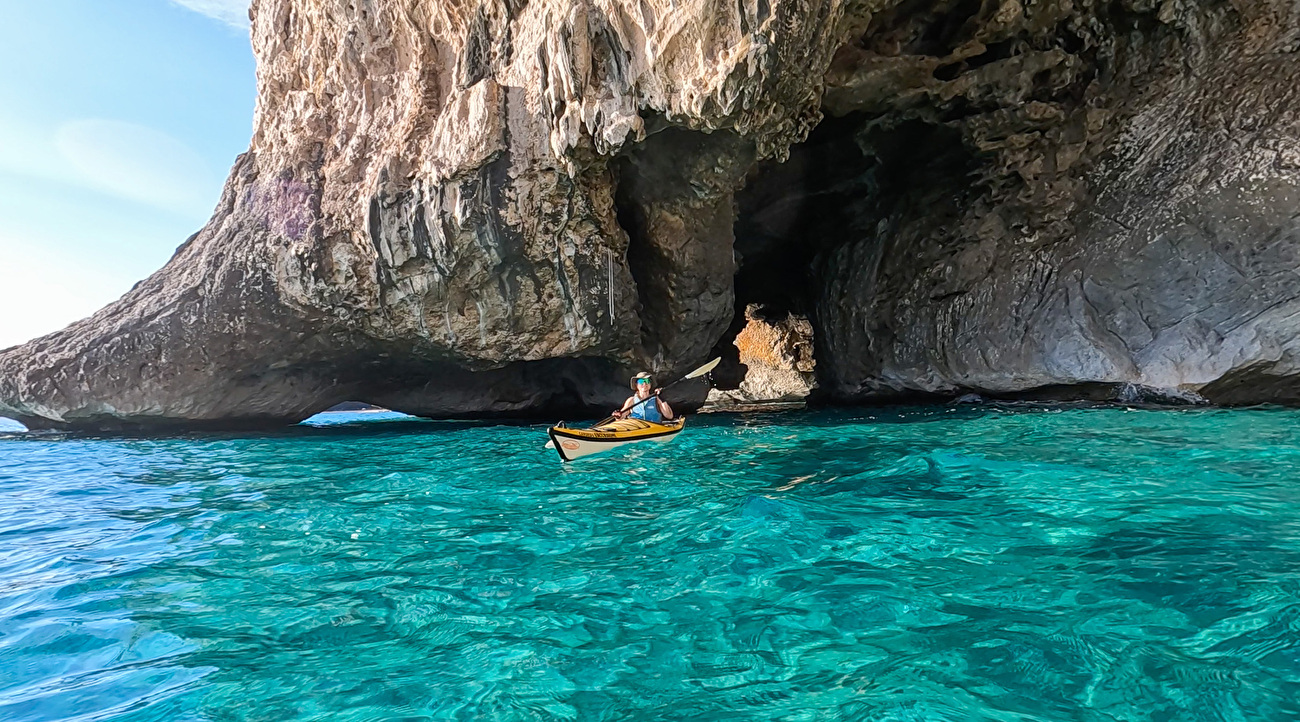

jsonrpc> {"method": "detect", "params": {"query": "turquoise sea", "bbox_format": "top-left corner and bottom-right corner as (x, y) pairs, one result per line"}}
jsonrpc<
(2, 406), (1299, 720)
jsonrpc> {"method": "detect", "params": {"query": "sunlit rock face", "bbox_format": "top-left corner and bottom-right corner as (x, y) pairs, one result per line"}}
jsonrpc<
(707, 305), (816, 407)
(0, 0), (843, 429)
(1, 0), (1299, 429)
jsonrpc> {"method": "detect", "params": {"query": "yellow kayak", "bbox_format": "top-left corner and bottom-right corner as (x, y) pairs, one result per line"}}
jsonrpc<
(546, 417), (685, 462)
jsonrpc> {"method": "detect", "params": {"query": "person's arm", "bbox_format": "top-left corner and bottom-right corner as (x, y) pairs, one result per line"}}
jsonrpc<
(613, 396), (636, 419)
(656, 393), (674, 420)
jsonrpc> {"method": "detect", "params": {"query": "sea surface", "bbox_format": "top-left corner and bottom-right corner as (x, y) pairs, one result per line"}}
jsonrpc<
(2, 406), (1299, 720)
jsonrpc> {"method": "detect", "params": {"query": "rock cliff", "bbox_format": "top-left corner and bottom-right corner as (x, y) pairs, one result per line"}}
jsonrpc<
(810, 0), (1300, 404)
(1, 0), (1299, 429)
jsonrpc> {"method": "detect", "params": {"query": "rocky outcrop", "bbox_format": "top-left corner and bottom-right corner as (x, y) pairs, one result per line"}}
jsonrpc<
(2, 0), (1300, 429)
(707, 304), (816, 406)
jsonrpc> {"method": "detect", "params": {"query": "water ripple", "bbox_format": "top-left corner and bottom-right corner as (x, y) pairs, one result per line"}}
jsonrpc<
(2, 408), (1300, 719)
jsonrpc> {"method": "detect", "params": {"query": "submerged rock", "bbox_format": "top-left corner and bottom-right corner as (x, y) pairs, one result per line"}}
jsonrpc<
(1, 0), (1299, 429)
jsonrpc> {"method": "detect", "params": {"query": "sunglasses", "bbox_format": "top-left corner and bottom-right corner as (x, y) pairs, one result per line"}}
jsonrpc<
(636, 379), (651, 385)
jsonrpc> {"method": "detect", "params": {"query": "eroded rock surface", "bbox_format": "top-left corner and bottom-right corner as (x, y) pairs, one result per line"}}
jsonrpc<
(708, 304), (816, 406)
(2, 0), (1299, 429)
(808, 0), (1300, 404)
(0, 0), (841, 429)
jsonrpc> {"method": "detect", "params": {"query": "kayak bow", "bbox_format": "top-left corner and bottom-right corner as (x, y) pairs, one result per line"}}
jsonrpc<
(546, 417), (685, 462)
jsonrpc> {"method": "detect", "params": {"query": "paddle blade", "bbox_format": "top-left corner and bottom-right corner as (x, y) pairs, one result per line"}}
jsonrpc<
(683, 357), (721, 380)
(544, 440), (555, 450)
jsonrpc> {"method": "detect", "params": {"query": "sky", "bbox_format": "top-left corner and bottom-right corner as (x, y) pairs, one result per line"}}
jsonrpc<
(0, 0), (255, 349)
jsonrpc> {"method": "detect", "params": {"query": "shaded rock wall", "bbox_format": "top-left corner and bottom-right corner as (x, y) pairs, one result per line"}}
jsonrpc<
(2, 0), (1299, 429)
(809, 0), (1300, 403)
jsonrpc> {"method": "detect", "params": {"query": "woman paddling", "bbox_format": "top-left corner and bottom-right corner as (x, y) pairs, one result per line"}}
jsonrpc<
(547, 360), (717, 461)
(613, 372), (674, 421)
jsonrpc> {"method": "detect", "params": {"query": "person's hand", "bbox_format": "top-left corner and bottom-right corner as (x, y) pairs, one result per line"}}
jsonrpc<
(653, 388), (663, 396)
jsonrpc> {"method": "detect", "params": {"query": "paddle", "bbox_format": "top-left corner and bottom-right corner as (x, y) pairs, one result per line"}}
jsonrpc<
(664, 356), (723, 389)
(544, 357), (721, 448)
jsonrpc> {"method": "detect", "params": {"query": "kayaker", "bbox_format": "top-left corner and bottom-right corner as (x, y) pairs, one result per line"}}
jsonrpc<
(613, 372), (674, 421)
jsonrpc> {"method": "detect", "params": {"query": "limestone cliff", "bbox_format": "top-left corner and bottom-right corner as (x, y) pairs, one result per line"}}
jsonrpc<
(1, 0), (1299, 429)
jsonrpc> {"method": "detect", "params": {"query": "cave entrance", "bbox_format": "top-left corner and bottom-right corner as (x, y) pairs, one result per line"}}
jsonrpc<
(607, 109), (978, 409)
(733, 113), (875, 321)
(301, 402), (418, 426)
(713, 113), (976, 406)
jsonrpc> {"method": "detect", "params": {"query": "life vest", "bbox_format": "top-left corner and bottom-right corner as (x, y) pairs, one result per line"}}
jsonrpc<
(629, 396), (663, 422)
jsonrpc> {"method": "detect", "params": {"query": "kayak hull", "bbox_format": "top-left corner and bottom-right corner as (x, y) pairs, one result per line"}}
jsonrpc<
(547, 418), (685, 461)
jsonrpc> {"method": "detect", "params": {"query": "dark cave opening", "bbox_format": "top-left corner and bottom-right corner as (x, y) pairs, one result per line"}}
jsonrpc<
(719, 113), (981, 400)
(732, 113), (879, 319)
(606, 106), (984, 405)
(702, 113), (880, 395)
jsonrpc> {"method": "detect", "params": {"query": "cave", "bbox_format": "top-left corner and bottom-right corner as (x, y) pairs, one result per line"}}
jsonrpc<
(605, 105), (983, 408)
(702, 111), (979, 404)
(327, 356), (633, 422)
(610, 121), (755, 381)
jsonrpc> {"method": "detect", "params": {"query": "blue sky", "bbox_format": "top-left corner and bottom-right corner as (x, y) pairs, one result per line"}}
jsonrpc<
(0, 0), (254, 349)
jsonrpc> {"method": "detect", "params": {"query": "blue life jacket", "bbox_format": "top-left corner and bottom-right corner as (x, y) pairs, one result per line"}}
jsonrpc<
(629, 396), (663, 422)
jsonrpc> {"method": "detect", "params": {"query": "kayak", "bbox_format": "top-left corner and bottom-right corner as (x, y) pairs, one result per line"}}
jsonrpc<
(546, 417), (685, 462)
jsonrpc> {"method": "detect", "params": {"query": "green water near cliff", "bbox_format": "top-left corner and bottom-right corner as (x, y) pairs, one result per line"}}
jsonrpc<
(2, 406), (1299, 720)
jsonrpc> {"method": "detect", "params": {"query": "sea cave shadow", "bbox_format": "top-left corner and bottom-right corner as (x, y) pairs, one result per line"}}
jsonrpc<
(704, 409), (1004, 506)
(691, 403), (1000, 430)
